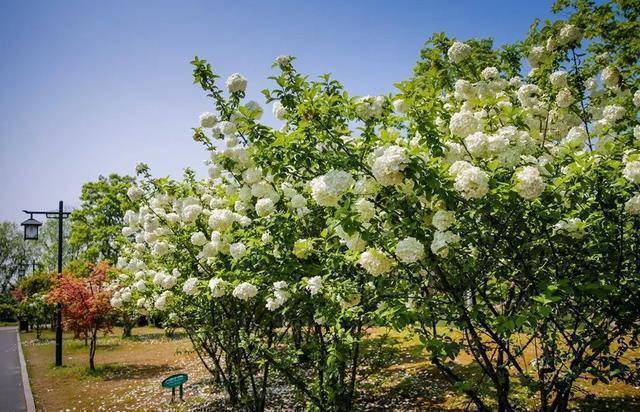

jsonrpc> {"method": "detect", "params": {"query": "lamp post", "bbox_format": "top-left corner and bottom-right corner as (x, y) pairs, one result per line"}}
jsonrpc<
(18, 261), (38, 276)
(21, 201), (70, 367)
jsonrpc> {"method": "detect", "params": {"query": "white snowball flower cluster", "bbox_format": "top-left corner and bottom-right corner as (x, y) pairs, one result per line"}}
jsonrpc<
(274, 55), (292, 66)
(110, 287), (130, 307)
(465, 132), (489, 157)
(562, 126), (587, 148)
(355, 95), (385, 119)
(214, 121), (237, 137)
(514, 166), (544, 200)
(516, 84), (540, 107)
(354, 176), (381, 198)
(395, 237), (425, 263)
(152, 241), (170, 257)
(309, 170), (355, 207)
(527, 46), (545, 68)
(447, 41), (471, 64)
(450, 161), (489, 200)
(199, 112), (217, 128)
(229, 242), (247, 260)
(208, 209), (236, 231)
(549, 71), (568, 88)
(190, 231), (207, 246)
(242, 167), (262, 185)
(208, 278), (227, 297)
(134, 279), (146, 292)
(153, 271), (177, 289)
(182, 204), (203, 223)
(354, 198), (376, 222)
(625, 194), (640, 215)
(182, 277), (199, 295)
(272, 101), (286, 120)
(226, 73), (247, 93)
(392, 99), (409, 113)
(432, 210), (456, 231)
(290, 193), (307, 209)
(449, 111), (479, 138)
(122, 226), (136, 237)
(555, 89), (574, 108)
(266, 281), (288, 311)
(487, 133), (510, 156)
(553, 218), (585, 239)
(251, 180), (279, 201)
(306, 276), (323, 296)
(371, 145), (409, 186)
(453, 79), (475, 101)
(623, 160), (640, 184)
(634, 90), (640, 107)
(601, 67), (619, 89)
(154, 291), (173, 311)
(202, 231), (227, 258)
(558, 24), (582, 46)
(127, 185), (144, 201)
(602, 105), (625, 123)
(481, 67), (500, 81)
(358, 249), (393, 276)
(430, 231), (461, 258)
(232, 282), (258, 301)
(255, 197), (275, 217)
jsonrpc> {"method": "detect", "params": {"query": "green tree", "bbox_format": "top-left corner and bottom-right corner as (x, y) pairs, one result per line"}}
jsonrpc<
(70, 174), (137, 337)
(36, 219), (77, 273)
(0, 222), (38, 293)
(70, 174), (135, 264)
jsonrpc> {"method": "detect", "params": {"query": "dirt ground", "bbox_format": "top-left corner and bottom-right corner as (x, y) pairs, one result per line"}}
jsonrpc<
(20, 327), (640, 411)
(21, 327), (214, 411)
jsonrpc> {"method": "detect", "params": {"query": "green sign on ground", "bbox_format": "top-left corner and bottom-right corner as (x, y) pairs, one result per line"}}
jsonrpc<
(161, 373), (188, 402)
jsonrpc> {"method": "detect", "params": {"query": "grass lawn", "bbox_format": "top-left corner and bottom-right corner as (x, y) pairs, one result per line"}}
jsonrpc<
(20, 327), (640, 411)
(20, 326), (213, 411)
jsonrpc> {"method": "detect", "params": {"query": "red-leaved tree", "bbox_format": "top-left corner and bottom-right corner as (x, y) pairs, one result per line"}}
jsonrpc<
(48, 262), (113, 370)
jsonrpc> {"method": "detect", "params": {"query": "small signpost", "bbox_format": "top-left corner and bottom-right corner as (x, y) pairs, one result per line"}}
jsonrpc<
(161, 373), (188, 402)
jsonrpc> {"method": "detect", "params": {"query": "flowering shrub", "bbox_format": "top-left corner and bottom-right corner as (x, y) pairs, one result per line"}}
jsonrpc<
(48, 262), (114, 370)
(111, 1), (640, 410)
(13, 292), (52, 339)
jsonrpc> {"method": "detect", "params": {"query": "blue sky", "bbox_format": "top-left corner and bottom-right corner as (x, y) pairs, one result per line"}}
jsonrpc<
(0, 0), (557, 223)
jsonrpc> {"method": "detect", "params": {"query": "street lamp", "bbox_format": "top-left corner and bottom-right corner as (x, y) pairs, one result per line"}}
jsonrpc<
(18, 260), (38, 276)
(20, 215), (43, 240)
(22, 201), (70, 367)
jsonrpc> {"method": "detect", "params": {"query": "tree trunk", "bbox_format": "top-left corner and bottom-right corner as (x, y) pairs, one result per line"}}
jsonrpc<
(89, 326), (98, 371)
(548, 383), (573, 412)
(122, 314), (133, 338)
(496, 351), (513, 412)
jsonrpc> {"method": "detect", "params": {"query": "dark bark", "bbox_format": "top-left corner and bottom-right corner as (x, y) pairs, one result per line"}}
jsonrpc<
(89, 325), (98, 371)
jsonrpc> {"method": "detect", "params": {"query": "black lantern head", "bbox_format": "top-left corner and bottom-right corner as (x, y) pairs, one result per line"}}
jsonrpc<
(21, 216), (42, 240)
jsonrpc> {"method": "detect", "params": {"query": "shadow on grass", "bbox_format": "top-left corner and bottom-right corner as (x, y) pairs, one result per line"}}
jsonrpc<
(358, 333), (493, 411)
(573, 395), (640, 411)
(126, 331), (188, 342)
(85, 363), (178, 381)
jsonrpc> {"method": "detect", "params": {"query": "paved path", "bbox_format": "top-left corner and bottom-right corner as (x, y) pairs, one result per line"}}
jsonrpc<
(0, 327), (29, 412)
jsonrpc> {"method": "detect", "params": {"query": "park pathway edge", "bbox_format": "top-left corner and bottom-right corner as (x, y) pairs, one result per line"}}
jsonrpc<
(16, 330), (36, 412)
